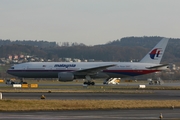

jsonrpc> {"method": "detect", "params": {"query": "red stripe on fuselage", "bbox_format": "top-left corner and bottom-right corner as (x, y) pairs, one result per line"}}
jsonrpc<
(103, 70), (160, 76)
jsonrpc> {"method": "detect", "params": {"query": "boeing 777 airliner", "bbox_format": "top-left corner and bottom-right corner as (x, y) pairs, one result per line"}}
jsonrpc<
(7, 38), (169, 85)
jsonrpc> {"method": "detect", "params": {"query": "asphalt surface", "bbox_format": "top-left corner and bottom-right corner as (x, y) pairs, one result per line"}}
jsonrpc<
(1, 109), (180, 120)
(1, 90), (180, 100)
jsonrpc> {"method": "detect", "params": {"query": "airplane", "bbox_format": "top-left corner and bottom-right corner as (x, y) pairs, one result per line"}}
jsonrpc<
(7, 38), (169, 85)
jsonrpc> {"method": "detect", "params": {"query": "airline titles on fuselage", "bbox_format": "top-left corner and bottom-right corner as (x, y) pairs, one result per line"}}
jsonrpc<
(119, 65), (130, 68)
(54, 64), (76, 68)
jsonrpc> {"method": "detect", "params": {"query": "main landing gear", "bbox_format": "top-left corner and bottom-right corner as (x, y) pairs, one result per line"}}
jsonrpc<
(83, 75), (95, 86)
(83, 81), (95, 85)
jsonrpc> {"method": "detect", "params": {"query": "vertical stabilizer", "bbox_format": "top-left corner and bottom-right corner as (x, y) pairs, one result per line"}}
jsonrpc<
(140, 38), (169, 64)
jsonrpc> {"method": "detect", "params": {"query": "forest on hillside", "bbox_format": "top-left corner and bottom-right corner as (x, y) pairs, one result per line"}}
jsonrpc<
(0, 36), (180, 65)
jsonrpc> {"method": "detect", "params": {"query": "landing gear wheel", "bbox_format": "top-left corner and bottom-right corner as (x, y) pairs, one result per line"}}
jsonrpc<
(87, 81), (91, 85)
(83, 81), (95, 86)
(91, 82), (95, 85)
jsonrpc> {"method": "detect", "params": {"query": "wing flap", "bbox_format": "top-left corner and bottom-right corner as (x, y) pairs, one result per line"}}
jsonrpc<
(146, 64), (169, 69)
(74, 64), (116, 75)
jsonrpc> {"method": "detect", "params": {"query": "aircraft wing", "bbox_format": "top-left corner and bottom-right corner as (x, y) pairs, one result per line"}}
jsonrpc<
(146, 64), (169, 69)
(74, 64), (116, 75)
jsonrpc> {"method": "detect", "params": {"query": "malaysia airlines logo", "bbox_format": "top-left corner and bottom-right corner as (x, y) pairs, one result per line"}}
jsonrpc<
(149, 48), (163, 60)
(54, 64), (76, 68)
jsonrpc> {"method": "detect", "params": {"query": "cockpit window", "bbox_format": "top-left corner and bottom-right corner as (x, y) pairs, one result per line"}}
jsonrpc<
(11, 67), (14, 69)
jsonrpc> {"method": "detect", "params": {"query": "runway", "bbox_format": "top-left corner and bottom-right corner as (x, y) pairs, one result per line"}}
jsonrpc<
(1, 81), (180, 100)
(2, 90), (180, 100)
(1, 108), (180, 120)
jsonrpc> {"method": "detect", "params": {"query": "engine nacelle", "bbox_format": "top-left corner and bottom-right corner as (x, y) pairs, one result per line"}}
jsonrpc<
(58, 72), (74, 82)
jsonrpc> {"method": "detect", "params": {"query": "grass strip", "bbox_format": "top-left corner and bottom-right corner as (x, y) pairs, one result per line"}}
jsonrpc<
(0, 99), (179, 111)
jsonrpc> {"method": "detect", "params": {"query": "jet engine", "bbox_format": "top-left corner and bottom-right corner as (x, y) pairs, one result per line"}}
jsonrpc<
(58, 72), (74, 82)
